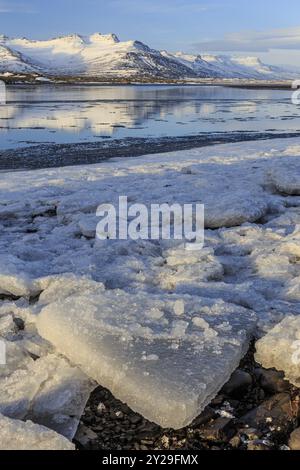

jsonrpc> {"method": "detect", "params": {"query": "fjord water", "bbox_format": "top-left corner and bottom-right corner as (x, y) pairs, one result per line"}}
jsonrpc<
(1, 84), (299, 150)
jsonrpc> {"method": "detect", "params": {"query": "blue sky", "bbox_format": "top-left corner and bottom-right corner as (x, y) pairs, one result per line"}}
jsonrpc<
(1, 0), (300, 66)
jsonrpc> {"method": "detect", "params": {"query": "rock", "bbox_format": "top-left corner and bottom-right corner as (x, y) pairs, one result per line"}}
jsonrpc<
(254, 368), (290, 394)
(161, 435), (170, 448)
(280, 445), (290, 451)
(130, 414), (142, 425)
(247, 440), (272, 451)
(240, 393), (298, 432)
(198, 417), (234, 442)
(239, 427), (262, 441)
(222, 369), (252, 398)
(74, 424), (98, 447)
(288, 428), (300, 450)
(13, 317), (25, 331)
(229, 435), (241, 448)
(191, 406), (216, 427)
(96, 402), (107, 414)
(211, 395), (225, 406)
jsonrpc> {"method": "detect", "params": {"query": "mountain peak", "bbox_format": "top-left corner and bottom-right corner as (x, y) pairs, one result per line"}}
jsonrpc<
(89, 33), (120, 44)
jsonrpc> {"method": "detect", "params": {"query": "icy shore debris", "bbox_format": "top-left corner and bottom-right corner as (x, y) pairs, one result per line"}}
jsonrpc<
(0, 138), (299, 438)
(0, 413), (75, 450)
(255, 316), (300, 388)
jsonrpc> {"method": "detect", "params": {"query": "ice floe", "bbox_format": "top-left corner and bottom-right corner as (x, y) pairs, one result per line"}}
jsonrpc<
(0, 137), (299, 439)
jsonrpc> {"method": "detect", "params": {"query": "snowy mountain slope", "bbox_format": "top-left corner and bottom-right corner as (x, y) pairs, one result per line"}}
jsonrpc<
(0, 33), (195, 79)
(0, 32), (295, 80)
(163, 51), (296, 80)
(0, 44), (41, 74)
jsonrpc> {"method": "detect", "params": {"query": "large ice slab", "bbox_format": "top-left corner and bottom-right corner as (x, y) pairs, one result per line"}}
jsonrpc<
(0, 413), (75, 450)
(37, 284), (256, 429)
(0, 254), (40, 298)
(255, 316), (300, 387)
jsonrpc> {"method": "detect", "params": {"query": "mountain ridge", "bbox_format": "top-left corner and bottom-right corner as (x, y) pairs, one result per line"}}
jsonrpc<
(0, 32), (296, 81)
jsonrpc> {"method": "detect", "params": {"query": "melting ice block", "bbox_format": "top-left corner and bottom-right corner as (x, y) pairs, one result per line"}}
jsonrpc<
(37, 286), (256, 429)
(255, 316), (300, 387)
(0, 413), (74, 450)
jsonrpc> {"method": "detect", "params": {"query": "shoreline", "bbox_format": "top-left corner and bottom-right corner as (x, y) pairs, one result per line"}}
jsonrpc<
(1, 77), (294, 89)
(1, 131), (300, 171)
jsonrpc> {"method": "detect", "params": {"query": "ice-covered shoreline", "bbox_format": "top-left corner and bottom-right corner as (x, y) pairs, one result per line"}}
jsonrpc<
(0, 137), (299, 447)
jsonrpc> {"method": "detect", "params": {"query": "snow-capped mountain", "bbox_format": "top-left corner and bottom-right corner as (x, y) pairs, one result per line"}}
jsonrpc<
(0, 33), (295, 81)
(0, 33), (195, 79)
(163, 51), (296, 80)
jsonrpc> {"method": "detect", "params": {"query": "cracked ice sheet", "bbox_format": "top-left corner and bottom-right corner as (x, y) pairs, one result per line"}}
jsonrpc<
(0, 413), (74, 450)
(0, 137), (299, 430)
(37, 281), (256, 429)
(0, 138), (299, 298)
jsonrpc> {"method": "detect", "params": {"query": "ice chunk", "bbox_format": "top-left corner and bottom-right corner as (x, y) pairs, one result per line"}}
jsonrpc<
(37, 287), (256, 429)
(0, 254), (40, 298)
(159, 246), (224, 290)
(283, 277), (300, 301)
(205, 192), (268, 228)
(28, 354), (95, 439)
(37, 274), (104, 305)
(0, 413), (74, 450)
(0, 342), (94, 438)
(78, 214), (98, 239)
(0, 313), (15, 336)
(255, 316), (300, 387)
(270, 165), (300, 195)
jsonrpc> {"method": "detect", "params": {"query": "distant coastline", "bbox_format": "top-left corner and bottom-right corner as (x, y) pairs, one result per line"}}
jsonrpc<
(0, 74), (294, 89)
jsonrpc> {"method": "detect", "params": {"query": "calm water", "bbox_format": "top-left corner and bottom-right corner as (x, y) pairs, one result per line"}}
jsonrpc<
(1, 84), (299, 150)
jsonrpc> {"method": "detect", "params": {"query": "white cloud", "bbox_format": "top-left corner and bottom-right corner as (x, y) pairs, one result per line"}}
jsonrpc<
(0, 1), (36, 14)
(194, 26), (300, 53)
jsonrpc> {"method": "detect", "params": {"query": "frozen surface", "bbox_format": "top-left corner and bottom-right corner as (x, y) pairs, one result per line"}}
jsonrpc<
(37, 284), (256, 429)
(0, 413), (75, 450)
(0, 137), (299, 434)
(255, 316), (300, 387)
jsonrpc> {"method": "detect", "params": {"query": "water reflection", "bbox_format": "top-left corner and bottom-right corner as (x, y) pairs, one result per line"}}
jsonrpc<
(0, 85), (299, 149)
